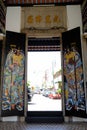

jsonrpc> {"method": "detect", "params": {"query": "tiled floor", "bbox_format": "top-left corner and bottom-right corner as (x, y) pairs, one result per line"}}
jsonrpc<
(0, 122), (87, 130)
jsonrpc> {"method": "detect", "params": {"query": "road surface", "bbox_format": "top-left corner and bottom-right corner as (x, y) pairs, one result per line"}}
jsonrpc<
(28, 94), (62, 111)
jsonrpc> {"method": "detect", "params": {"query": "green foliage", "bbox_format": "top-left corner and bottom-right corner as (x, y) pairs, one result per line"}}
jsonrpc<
(27, 81), (31, 88)
(56, 88), (61, 94)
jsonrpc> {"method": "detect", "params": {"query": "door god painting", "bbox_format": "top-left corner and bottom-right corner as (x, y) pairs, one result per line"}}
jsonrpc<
(64, 43), (85, 111)
(2, 31), (26, 116)
(62, 27), (86, 117)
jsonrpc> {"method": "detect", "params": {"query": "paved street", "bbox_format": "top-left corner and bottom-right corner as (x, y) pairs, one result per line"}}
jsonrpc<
(28, 94), (62, 111)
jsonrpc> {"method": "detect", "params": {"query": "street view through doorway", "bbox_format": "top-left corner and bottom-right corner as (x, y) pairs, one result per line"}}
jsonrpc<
(27, 51), (62, 111)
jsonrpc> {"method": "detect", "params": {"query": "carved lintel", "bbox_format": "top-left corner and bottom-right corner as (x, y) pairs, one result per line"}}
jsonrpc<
(21, 28), (66, 38)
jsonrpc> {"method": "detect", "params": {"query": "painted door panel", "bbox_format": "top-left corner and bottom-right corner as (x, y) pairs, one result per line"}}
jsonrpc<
(1, 31), (26, 116)
(62, 27), (86, 117)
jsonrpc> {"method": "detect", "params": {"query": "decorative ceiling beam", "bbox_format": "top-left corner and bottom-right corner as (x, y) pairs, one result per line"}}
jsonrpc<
(6, 0), (82, 6)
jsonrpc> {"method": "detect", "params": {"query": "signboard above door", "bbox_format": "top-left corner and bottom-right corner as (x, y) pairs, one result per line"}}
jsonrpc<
(23, 6), (67, 30)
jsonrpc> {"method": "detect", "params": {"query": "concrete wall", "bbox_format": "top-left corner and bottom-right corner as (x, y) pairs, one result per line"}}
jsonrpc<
(6, 7), (21, 32)
(66, 5), (82, 33)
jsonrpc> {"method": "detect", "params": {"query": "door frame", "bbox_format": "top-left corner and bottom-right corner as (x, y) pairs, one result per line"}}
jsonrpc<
(25, 36), (64, 123)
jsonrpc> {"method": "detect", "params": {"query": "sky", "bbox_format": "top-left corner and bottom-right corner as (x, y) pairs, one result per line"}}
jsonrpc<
(27, 51), (61, 88)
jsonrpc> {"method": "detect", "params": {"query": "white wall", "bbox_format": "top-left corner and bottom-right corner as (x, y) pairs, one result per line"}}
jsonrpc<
(6, 7), (21, 32)
(66, 5), (82, 34)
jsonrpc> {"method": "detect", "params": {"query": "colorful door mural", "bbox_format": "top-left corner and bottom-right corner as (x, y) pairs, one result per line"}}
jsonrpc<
(0, 40), (3, 117)
(62, 27), (86, 117)
(1, 31), (26, 116)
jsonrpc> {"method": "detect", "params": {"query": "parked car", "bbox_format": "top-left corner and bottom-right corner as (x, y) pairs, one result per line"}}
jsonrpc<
(27, 88), (33, 102)
(49, 92), (61, 99)
(42, 89), (51, 97)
